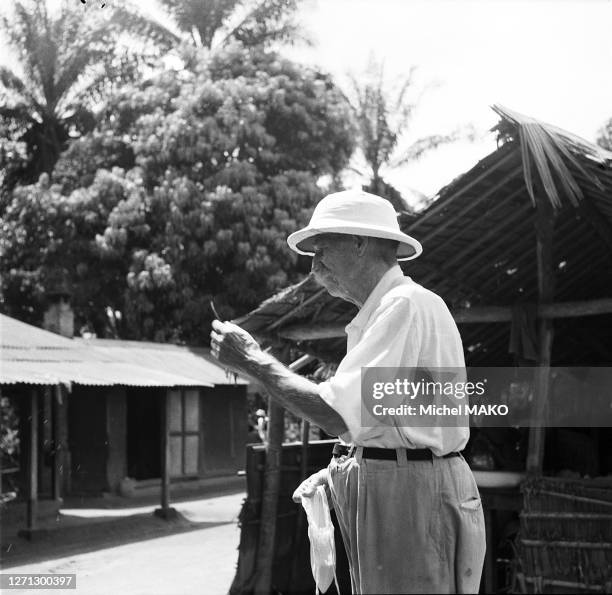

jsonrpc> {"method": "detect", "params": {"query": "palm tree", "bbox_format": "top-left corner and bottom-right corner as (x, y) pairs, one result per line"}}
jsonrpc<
(346, 58), (473, 210)
(154, 0), (303, 50)
(0, 0), (168, 186)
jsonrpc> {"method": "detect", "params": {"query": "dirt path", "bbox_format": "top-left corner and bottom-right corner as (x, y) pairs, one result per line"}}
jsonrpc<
(1, 493), (244, 595)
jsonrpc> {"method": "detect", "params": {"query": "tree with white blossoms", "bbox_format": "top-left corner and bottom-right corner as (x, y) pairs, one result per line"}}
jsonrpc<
(0, 46), (355, 342)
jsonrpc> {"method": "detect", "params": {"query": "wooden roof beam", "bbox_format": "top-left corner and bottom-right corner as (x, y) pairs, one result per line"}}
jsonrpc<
(265, 287), (328, 332)
(409, 146), (520, 231)
(527, 195), (556, 474)
(463, 324), (510, 363)
(419, 184), (526, 262)
(418, 201), (534, 286)
(578, 199), (612, 254)
(551, 253), (611, 300)
(410, 261), (487, 304)
(277, 298), (612, 340)
(517, 233), (609, 303)
(466, 327), (512, 366)
(476, 215), (581, 295)
(411, 165), (524, 246)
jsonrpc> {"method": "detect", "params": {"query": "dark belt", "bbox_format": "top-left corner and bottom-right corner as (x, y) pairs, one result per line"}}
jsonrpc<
(332, 443), (460, 461)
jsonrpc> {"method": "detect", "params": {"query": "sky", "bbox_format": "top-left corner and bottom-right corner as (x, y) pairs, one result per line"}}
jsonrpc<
(285, 0), (612, 199)
(2, 0), (612, 201)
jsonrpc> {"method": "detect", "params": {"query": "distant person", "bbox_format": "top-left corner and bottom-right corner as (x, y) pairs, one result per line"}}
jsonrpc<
(211, 190), (486, 593)
(255, 408), (268, 445)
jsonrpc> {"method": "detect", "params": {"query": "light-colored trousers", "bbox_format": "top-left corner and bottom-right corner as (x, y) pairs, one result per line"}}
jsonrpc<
(327, 448), (486, 594)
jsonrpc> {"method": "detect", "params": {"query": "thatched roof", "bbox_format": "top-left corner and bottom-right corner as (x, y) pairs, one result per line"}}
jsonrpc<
(237, 105), (612, 366)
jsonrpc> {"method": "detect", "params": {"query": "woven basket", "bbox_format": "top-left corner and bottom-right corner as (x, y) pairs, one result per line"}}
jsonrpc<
(520, 512), (612, 542)
(523, 478), (612, 514)
(516, 477), (612, 593)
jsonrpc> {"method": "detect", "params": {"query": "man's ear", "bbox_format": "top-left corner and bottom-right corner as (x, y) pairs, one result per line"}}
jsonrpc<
(353, 235), (369, 257)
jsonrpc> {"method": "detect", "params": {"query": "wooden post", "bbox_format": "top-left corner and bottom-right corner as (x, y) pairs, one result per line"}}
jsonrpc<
(62, 386), (71, 495)
(300, 420), (311, 481)
(52, 385), (63, 502)
(254, 396), (285, 595)
(24, 388), (39, 537)
(254, 353), (314, 595)
(527, 197), (556, 474)
(155, 389), (177, 520)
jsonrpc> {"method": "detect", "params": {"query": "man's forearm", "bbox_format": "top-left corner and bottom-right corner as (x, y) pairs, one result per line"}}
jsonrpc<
(241, 350), (348, 436)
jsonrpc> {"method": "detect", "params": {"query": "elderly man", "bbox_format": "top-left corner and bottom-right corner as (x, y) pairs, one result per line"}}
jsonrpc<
(210, 190), (486, 594)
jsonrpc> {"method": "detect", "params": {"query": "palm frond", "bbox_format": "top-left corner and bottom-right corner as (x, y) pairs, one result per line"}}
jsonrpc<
(109, 2), (180, 50)
(390, 132), (460, 168)
(219, 0), (301, 49)
(6, 1), (47, 89)
(0, 67), (27, 96)
(492, 104), (607, 209)
(392, 65), (417, 114)
(0, 67), (45, 116)
(0, 104), (39, 125)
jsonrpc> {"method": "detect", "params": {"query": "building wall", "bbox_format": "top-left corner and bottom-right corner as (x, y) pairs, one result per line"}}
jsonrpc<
(66, 383), (248, 494)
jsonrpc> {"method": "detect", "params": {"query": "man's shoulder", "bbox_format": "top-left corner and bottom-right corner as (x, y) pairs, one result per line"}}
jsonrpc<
(381, 277), (446, 309)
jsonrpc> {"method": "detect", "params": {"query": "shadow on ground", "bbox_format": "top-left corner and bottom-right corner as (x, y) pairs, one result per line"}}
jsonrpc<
(1, 490), (245, 569)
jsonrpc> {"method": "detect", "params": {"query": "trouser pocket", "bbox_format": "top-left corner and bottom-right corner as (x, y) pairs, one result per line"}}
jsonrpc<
(455, 487), (486, 593)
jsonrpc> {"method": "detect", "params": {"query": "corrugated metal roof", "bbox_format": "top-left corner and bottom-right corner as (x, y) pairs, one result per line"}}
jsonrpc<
(73, 338), (247, 387)
(1, 313), (80, 350)
(1, 360), (210, 387)
(0, 314), (244, 388)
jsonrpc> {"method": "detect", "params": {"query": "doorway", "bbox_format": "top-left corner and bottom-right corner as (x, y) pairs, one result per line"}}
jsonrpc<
(126, 389), (161, 480)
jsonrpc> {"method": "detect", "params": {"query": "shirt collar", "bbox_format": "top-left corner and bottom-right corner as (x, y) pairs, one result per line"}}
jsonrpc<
(345, 264), (405, 334)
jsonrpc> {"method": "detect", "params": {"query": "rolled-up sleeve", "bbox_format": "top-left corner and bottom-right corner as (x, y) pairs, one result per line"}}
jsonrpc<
(318, 297), (421, 443)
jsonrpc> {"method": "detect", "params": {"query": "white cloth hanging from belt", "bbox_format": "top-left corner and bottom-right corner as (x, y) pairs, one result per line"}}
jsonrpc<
(301, 485), (341, 594)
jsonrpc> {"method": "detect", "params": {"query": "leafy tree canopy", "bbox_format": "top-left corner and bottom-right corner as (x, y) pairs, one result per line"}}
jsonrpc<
(1, 46), (355, 343)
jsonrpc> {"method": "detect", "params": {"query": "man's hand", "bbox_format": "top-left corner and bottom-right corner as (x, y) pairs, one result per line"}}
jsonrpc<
(210, 320), (261, 374)
(211, 319), (349, 437)
(292, 468), (330, 503)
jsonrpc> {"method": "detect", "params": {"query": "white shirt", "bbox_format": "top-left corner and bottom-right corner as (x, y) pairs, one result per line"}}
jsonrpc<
(318, 265), (469, 456)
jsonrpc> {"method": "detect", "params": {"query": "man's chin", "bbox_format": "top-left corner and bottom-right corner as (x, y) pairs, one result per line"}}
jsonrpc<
(313, 276), (344, 299)
(313, 272), (334, 291)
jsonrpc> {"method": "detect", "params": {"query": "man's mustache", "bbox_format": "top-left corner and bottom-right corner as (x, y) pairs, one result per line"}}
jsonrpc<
(311, 268), (335, 292)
